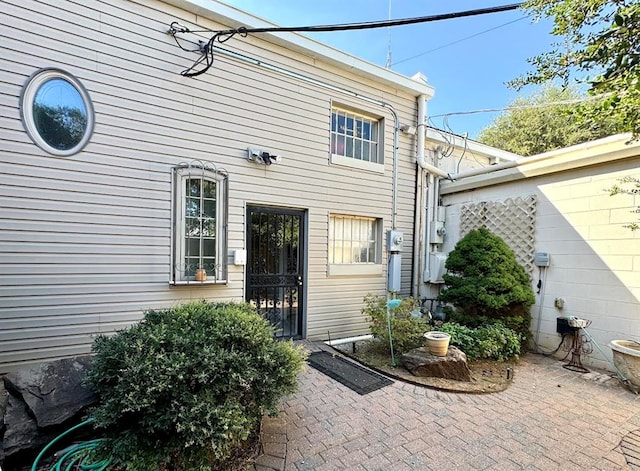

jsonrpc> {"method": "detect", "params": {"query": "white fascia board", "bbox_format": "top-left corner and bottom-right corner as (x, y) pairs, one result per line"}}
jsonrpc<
(440, 133), (639, 195)
(425, 127), (521, 162)
(163, 0), (435, 98)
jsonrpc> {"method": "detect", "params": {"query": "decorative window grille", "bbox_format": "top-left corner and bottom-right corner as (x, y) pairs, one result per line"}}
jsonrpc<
(329, 214), (380, 264)
(171, 161), (228, 284)
(330, 107), (380, 164)
(459, 195), (537, 276)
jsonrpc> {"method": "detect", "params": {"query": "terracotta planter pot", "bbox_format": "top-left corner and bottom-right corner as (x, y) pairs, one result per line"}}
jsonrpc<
(195, 268), (207, 281)
(424, 331), (451, 357)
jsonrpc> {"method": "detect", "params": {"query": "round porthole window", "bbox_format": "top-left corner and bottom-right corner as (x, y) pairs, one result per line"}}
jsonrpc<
(20, 68), (94, 156)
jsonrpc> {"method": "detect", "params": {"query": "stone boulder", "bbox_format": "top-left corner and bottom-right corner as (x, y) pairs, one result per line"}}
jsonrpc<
(3, 356), (96, 428)
(1, 356), (97, 470)
(2, 391), (39, 458)
(401, 346), (472, 382)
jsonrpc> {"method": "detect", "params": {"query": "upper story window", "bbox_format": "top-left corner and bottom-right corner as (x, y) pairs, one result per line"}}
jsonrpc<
(171, 162), (228, 285)
(330, 107), (383, 173)
(20, 68), (94, 156)
(328, 214), (383, 276)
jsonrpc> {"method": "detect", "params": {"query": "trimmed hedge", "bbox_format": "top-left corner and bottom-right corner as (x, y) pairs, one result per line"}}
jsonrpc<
(87, 301), (306, 470)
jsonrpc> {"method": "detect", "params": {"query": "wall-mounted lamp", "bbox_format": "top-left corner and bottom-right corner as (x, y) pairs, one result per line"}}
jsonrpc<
(247, 148), (282, 165)
(399, 124), (417, 135)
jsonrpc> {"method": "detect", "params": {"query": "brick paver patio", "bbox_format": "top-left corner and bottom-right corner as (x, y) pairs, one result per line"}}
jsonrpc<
(256, 342), (640, 470)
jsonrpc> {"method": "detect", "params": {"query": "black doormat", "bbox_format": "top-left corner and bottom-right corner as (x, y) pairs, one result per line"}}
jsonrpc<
(307, 351), (393, 395)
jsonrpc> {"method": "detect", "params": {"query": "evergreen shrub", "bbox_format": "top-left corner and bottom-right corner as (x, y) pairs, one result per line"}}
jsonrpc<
(86, 300), (306, 470)
(438, 227), (535, 342)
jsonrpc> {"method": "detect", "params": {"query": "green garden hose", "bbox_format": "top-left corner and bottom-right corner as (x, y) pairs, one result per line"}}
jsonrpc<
(31, 418), (112, 471)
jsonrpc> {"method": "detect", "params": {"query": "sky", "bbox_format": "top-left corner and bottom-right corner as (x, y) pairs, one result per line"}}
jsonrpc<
(219, 1), (558, 139)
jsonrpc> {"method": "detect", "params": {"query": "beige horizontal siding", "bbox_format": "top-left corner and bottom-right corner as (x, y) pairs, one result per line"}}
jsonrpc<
(0, 0), (421, 370)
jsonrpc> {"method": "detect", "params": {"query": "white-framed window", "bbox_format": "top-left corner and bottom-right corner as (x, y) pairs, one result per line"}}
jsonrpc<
(20, 68), (94, 156)
(171, 162), (228, 284)
(330, 106), (383, 173)
(328, 214), (383, 276)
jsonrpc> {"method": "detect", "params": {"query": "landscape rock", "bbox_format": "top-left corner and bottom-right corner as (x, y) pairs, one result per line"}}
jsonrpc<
(1, 381), (7, 462)
(2, 391), (38, 457)
(401, 346), (472, 382)
(3, 356), (96, 428)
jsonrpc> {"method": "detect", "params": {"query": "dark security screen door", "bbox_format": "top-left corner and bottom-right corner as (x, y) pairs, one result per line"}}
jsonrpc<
(246, 206), (305, 339)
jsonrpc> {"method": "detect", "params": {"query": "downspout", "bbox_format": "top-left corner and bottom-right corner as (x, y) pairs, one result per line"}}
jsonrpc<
(412, 94), (427, 296)
(411, 101), (426, 298)
(417, 148), (452, 179)
(425, 173), (435, 286)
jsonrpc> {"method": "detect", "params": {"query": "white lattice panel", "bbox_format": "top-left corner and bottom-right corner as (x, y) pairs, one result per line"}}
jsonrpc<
(459, 195), (537, 276)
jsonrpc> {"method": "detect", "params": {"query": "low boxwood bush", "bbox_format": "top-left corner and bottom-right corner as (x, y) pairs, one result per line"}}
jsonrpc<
(439, 322), (521, 361)
(86, 300), (307, 471)
(364, 294), (428, 354)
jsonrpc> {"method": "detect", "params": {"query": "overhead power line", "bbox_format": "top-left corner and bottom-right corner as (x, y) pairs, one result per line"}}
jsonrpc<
(169, 3), (524, 77)
(392, 16), (528, 66)
(215, 3), (523, 35)
(429, 94), (612, 119)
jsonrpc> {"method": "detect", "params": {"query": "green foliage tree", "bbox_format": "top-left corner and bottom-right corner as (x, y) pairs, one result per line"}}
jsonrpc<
(478, 85), (625, 155)
(512, 0), (639, 138)
(33, 103), (87, 150)
(608, 176), (640, 231)
(438, 228), (535, 339)
(86, 300), (307, 471)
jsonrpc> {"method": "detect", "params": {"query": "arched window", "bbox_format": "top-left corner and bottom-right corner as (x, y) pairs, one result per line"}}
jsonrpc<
(171, 162), (229, 284)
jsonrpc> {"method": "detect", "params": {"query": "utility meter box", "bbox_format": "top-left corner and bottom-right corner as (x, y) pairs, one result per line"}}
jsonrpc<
(534, 252), (550, 267)
(387, 230), (404, 253)
(427, 252), (447, 283)
(430, 222), (446, 244)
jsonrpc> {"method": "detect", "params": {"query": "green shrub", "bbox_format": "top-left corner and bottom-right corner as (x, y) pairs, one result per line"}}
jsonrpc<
(438, 227), (535, 340)
(86, 300), (307, 471)
(439, 322), (521, 361)
(364, 294), (428, 354)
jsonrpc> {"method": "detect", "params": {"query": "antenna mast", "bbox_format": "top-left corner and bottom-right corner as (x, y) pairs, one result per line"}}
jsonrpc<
(385, 0), (392, 68)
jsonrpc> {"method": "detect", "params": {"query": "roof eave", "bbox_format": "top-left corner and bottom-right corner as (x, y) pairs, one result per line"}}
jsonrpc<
(440, 133), (639, 195)
(163, 0), (435, 97)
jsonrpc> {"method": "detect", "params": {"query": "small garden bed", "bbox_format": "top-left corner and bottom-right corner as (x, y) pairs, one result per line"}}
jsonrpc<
(333, 339), (518, 393)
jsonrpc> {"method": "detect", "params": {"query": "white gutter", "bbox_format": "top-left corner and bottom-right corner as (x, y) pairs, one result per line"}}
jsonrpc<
(417, 148), (452, 179)
(442, 132), (638, 194)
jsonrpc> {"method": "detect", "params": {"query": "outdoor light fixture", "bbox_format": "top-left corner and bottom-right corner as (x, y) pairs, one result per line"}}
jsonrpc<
(247, 147), (282, 165)
(399, 124), (417, 135)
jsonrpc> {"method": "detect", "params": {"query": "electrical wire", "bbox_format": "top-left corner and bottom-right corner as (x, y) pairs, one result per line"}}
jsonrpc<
(534, 332), (570, 357)
(392, 15), (528, 66)
(429, 94), (613, 119)
(176, 4), (523, 35)
(456, 133), (469, 173)
(169, 3), (524, 77)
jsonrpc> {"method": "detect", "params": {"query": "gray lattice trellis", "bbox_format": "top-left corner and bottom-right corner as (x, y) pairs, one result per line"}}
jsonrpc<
(459, 195), (537, 276)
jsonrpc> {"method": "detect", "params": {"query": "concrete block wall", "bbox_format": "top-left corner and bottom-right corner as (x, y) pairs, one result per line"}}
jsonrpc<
(440, 158), (640, 372)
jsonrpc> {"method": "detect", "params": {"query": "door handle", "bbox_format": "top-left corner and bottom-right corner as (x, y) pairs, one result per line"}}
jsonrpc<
(297, 276), (303, 286)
